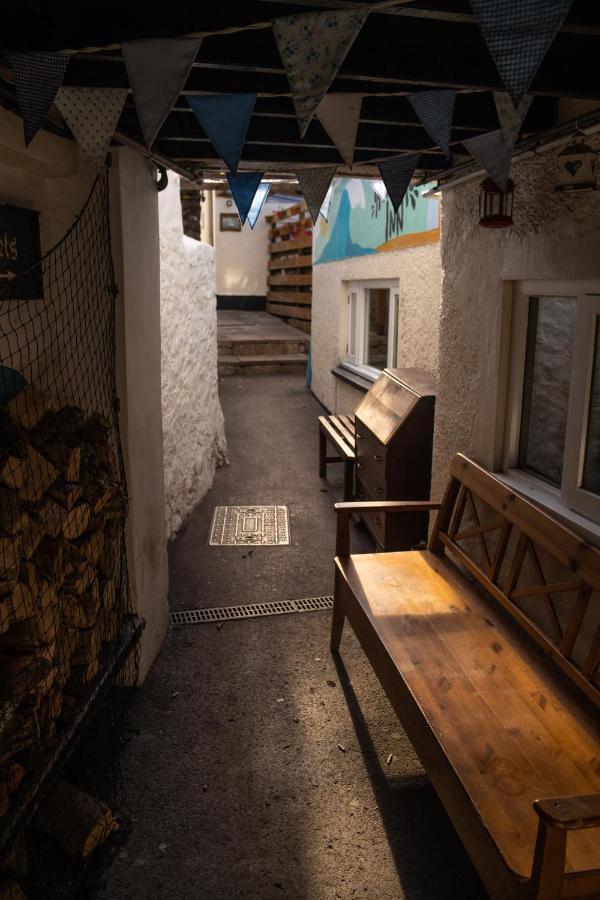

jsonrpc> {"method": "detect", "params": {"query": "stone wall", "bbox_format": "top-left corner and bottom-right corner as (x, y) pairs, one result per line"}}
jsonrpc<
(432, 135), (600, 502)
(311, 242), (442, 413)
(159, 175), (227, 539)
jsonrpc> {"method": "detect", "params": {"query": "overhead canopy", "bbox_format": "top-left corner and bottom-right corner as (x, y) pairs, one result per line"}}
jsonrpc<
(1, 1), (600, 184)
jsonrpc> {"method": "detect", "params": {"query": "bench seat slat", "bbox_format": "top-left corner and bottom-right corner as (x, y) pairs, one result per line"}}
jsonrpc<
(318, 415), (355, 459)
(329, 415), (356, 449)
(336, 549), (600, 882)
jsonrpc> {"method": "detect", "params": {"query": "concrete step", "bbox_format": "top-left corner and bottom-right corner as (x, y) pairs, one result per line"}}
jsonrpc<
(218, 353), (308, 377)
(218, 338), (308, 357)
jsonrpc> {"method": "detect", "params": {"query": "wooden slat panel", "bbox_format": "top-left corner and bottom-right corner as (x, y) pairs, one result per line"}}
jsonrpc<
(269, 235), (312, 253)
(266, 291), (312, 305)
(267, 273), (312, 286)
(266, 302), (311, 321)
(450, 455), (600, 590)
(318, 416), (354, 460)
(268, 254), (312, 271)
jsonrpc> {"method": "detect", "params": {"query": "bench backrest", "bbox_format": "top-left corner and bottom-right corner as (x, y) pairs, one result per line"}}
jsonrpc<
(429, 454), (600, 709)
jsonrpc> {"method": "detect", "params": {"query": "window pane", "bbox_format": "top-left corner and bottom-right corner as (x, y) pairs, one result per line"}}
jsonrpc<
(582, 316), (600, 495)
(365, 288), (389, 369)
(519, 296), (577, 486)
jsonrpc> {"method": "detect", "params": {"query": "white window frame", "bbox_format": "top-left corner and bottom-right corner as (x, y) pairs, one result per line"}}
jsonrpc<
(344, 279), (400, 380)
(503, 279), (600, 527)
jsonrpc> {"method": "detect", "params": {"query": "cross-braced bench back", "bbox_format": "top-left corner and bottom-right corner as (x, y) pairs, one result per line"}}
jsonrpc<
(429, 454), (600, 708)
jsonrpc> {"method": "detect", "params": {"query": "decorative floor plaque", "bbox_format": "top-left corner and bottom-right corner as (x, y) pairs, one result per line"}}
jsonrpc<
(209, 505), (290, 546)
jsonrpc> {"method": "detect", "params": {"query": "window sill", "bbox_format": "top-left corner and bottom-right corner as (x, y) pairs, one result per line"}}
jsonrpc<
(331, 365), (374, 393)
(496, 469), (600, 548)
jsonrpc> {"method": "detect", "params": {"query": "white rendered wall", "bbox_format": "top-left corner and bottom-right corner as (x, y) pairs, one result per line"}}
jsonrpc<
(109, 149), (170, 683)
(311, 243), (442, 414)
(159, 175), (227, 539)
(211, 195), (293, 297)
(432, 136), (600, 503)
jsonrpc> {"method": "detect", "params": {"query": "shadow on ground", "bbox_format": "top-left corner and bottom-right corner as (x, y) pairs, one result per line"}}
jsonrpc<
(94, 374), (486, 900)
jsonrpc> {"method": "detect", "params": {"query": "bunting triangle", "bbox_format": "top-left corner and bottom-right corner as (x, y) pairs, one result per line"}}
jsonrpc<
(296, 167), (337, 223)
(470, 0), (573, 105)
(316, 93), (363, 167)
(247, 182), (271, 229)
(122, 37), (202, 148)
(227, 172), (264, 226)
(493, 92), (533, 150)
(187, 93), (256, 173)
(273, 10), (368, 137)
(463, 129), (512, 191)
(376, 153), (421, 213)
(55, 87), (128, 168)
(408, 89), (456, 157)
(8, 52), (69, 146)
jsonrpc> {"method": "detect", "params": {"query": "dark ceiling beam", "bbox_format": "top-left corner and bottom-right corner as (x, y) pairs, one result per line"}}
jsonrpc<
(156, 140), (449, 168)
(3, 0), (599, 51)
(255, 0), (600, 36)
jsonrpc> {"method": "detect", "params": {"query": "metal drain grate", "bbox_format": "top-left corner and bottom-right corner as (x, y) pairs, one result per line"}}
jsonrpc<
(170, 595), (334, 625)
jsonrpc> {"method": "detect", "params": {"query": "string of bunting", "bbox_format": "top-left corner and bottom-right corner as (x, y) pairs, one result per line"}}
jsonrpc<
(5, 0), (575, 221)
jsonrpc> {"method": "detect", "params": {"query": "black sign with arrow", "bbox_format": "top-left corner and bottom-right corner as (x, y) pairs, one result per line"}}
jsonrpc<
(0, 203), (43, 301)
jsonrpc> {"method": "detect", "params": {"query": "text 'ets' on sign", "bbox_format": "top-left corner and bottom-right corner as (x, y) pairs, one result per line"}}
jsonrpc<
(0, 203), (43, 300)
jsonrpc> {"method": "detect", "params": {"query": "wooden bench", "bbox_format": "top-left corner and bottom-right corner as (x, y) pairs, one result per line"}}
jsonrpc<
(331, 454), (600, 900)
(318, 414), (356, 501)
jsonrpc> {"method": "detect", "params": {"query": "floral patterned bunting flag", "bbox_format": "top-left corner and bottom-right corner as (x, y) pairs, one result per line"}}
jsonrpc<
(273, 10), (368, 137)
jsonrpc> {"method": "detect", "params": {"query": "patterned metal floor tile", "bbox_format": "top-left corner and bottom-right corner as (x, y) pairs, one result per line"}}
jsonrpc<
(209, 505), (290, 546)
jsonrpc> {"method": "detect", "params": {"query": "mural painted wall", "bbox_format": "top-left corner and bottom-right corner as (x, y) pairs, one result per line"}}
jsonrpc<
(314, 178), (440, 264)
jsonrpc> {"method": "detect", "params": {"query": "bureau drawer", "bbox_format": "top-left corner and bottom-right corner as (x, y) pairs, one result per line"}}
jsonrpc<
(356, 482), (386, 548)
(355, 427), (387, 495)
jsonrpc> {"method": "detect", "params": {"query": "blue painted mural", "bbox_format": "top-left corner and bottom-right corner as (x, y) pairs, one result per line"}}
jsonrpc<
(314, 178), (440, 265)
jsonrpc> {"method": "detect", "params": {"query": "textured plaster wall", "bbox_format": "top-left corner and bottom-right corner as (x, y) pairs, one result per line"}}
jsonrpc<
(311, 243), (442, 413)
(159, 176), (227, 539)
(432, 135), (600, 502)
(110, 149), (170, 683)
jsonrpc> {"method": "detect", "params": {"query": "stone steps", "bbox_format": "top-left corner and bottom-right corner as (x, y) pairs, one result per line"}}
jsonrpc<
(218, 339), (307, 357)
(218, 353), (307, 377)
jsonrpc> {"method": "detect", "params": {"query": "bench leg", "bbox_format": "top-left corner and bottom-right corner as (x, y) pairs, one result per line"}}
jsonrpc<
(330, 570), (346, 654)
(343, 459), (353, 501)
(319, 429), (327, 478)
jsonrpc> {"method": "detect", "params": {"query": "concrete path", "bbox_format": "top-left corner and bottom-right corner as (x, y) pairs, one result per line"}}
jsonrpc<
(94, 375), (486, 900)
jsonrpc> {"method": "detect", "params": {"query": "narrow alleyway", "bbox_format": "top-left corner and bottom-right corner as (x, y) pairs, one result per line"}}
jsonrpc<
(94, 374), (485, 900)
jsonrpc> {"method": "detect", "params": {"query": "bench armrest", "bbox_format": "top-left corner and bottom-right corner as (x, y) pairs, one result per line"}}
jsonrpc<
(534, 794), (600, 831)
(335, 501), (441, 556)
(531, 794), (600, 897)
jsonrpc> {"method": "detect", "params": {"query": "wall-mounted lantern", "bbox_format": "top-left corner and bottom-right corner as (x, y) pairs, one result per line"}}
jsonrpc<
(478, 177), (514, 228)
(555, 141), (598, 192)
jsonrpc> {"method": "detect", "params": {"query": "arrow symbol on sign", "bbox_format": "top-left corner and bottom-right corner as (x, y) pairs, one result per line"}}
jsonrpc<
(0, 271), (16, 280)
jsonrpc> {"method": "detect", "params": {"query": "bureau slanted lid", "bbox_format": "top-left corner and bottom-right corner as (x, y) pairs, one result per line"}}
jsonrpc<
(354, 367), (436, 445)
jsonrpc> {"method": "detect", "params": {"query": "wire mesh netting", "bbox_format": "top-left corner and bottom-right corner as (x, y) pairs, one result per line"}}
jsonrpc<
(0, 170), (138, 895)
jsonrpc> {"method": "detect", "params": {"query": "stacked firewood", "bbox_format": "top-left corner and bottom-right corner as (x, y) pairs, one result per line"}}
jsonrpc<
(0, 384), (127, 821)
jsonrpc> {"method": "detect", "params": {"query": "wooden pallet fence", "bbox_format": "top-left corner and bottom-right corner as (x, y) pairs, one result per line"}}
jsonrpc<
(266, 204), (312, 334)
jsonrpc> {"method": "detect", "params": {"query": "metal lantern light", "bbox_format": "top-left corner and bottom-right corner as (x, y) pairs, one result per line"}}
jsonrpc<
(479, 177), (514, 228)
(555, 141), (598, 192)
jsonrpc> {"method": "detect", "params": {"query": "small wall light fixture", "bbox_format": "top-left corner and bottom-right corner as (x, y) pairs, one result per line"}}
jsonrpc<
(479, 177), (514, 228)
